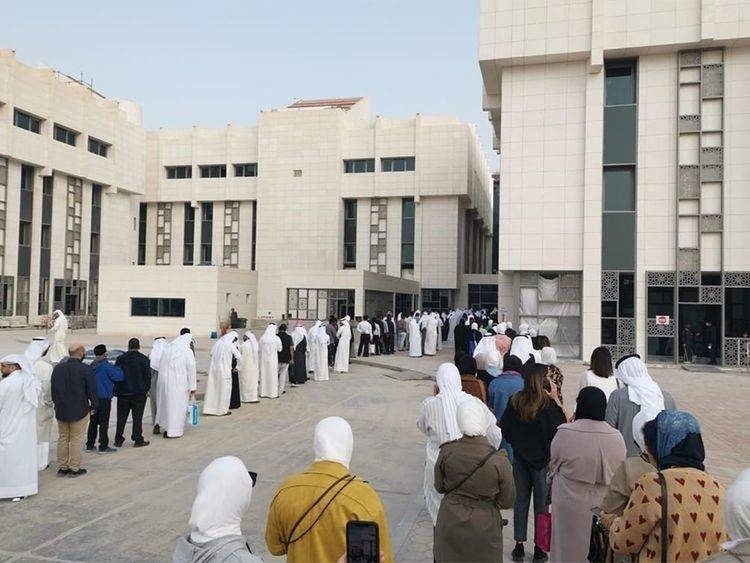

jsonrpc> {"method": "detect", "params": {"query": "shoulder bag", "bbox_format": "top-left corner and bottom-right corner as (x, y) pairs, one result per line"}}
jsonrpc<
(443, 447), (497, 495)
(658, 471), (668, 563)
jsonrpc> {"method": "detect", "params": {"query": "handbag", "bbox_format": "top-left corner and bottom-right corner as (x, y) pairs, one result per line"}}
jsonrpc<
(187, 401), (200, 427)
(658, 472), (668, 563)
(587, 514), (612, 563)
(535, 511), (552, 553)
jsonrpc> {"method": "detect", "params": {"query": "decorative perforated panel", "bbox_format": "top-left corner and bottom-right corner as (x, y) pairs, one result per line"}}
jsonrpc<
(678, 165), (700, 198)
(679, 51), (701, 67)
(619, 345), (637, 358)
(702, 164), (723, 182)
(725, 272), (750, 287)
(618, 318), (636, 345)
(701, 147), (723, 165)
(156, 202), (172, 265)
(369, 198), (387, 274)
(647, 272), (676, 287)
(724, 338), (750, 367)
(601, 271), (618, 300)
(679, 115), (701, 133)
(702, 64), (724, 98)
(647, 319), (676, 337)
(700, 285), (722, 304)
(679, 270), (700, 286)
(678, 249), (700, 271)
(701, 214), (723, 233)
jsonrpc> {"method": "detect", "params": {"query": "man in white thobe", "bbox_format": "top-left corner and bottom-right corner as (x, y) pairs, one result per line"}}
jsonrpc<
(312, 321), (330, 381)
(47, 310), (68, 364)
(0, 353), (41, 500)
(24, 338), (54, 470)
(203, 331), (241, 416)
(409, 312), (423, 357)
(155, 334), (197, 439)
(238, 331), (260, 403)
(259, 324), (282, 399)
(334, 316), (352, 373)
(148, 337), (167, 434)
(423, 312), (439, 356)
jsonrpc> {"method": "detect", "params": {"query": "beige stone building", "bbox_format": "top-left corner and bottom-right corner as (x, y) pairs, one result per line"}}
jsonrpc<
(480, 0), (750, 365)
(0, 51), (495, 337)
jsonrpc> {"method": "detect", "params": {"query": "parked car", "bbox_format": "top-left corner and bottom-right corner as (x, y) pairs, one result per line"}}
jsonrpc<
(83, 349), (125, 365)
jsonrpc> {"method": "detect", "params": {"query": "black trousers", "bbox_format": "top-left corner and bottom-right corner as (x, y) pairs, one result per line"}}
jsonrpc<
(385, 332), (394, 354)
(358, 334), (370, 357)
(115, 394), (147, 444)
(87, 397), (112, 450)
(328, 343), (337, 366)
(372, 335), (382, 355)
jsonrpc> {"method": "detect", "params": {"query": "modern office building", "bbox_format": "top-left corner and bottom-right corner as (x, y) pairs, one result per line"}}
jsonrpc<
(1, 51), (495, 336)
(480, 0), (750, 365)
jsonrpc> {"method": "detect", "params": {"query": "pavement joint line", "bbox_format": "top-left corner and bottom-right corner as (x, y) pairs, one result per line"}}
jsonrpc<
(4, 553), (82, 563)
(391, 488), (427, 557)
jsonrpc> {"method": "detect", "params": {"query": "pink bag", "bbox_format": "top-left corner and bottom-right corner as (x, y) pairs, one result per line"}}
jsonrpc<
(535, 511), (552, 553)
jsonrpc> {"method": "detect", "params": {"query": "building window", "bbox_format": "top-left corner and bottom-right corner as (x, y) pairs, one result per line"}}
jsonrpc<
(137, 203), (147, 265)
(199, 165), (226, 178)
(53, 278), (87, 315)
(18, 221), (32, 246)
(183, 203), (195, 265)
(88, 137), (109, 157)
(201, 202), (213, 264)
(155, 202), (172, 265)
(381, 157), (415, 172)
(234, 163), (258, 177)
(422, 289), (453, 311)
(39, 175), (53, 315)
(343, 199), (357, 268)
(468, 284), (498, 311)
(13, 108), (42, 134)
(286, 288), (354, 320)
(166, 166), (192, 179)
(0, 277), (14, 316)
(401, 198), (415, 269)
(15, 276), (30, 317)
(223, 201), (240, 267)
(251, 201), (257, 270)
(53, 124), (78, 146)
(130, 297), (186, 317)
(492, 175), (500, 274)
(344, 159), (375, 173)
(38, 277), (50, 316)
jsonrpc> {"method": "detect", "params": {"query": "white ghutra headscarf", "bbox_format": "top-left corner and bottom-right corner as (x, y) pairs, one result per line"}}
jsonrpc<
(434, 363), (473, 442)
(615, 355), (665, 411)
(1, 353), (41, 412)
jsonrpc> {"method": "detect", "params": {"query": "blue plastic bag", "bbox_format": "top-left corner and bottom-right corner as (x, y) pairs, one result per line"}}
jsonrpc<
(187, 401), (200, 427)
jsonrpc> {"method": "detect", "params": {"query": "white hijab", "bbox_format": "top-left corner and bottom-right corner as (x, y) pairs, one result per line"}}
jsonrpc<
(313, 416), (353, 469)
(540, 346), (557, 366)
(632, 407), (661, 454)
(243, 331), (259, 355)
(1, 353), (41, 411)
(724, 468), (750, 549)
(457, 398), (487, 437)
(435, 363), (473, 442)
(259, 324), (278, 345)
(615, 356), (665, 411)
(518, 323), (530, 335)
(53, 309), (68, 330)
(510, 334), (535, 363)
(24, 338), (49, 364)
(188, 456), (253, 544)
(291, 325), (306, 348)
(150, 337), (167, 371)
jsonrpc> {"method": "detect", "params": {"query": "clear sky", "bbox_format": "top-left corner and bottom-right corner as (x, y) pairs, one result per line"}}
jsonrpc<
(3, 0), (497, 166)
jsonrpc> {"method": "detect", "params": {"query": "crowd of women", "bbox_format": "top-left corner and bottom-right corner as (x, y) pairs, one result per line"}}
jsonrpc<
(418, 322), (750, 563)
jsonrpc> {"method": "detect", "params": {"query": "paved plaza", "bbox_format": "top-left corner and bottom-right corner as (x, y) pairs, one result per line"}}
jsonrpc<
(0, 329), (748, 562)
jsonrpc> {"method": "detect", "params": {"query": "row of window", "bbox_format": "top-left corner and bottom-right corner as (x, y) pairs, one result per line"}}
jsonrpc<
(13, 109), (110, 158)
(344, 157), (415, 174)
(166, 163), (258, 180)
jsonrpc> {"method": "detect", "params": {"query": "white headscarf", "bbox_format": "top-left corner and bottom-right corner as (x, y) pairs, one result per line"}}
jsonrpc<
(510, 335), (535, 363)
(529, 328), (538, 338)
(470, 322), (478, 331)
(164, 333), (194, 371)
(1, 353), (41, 411)
(457, 398), (488, 437)
(313, 416), (353, 469)
(540, 346), (557, 366)
(150, 337), (167, 371)
(290, 325), (306, 348)
(473, 335), (497, 359)
(24, 338), (49, 364)
(506, 321), (513, 329)
(435, 363), (473, 442)
(243, 331), (259, 355)
(212, 331), (240, 360)
(188, 456), (253, 544)
(486, 349), (502, 370)
(518, 323), (530, 335)
(724, 468), (750, 549)
(260, 324), (278, 345)
(615, 356), (665, 411)
(495, 322), (507, 334)
(632, 407), (661, 454)
(53, 309), (69, 330)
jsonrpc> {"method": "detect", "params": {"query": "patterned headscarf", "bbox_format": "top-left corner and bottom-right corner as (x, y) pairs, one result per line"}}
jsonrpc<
(650, 410), (705, 471)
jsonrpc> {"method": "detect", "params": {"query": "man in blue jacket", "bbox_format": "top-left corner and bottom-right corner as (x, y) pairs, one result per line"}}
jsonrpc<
(488, 354), (525, 463)
(86, 344), (124, 453)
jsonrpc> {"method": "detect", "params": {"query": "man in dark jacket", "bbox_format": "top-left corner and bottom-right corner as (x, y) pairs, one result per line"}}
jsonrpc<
(114, 338), (152, 448)
(86, 345), (124, 453)
(51, 344), (98, 477)
(384, 312), (395, 355)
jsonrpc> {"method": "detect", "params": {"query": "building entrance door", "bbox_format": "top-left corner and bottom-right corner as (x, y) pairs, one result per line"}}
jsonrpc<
(678, 304), (722, 364)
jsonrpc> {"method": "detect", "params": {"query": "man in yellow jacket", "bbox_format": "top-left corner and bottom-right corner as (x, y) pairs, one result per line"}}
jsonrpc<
(265, 416), (393, 563)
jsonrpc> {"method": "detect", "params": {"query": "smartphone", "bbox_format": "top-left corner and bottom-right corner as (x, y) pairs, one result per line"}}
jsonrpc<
(346, 520), (379, 563)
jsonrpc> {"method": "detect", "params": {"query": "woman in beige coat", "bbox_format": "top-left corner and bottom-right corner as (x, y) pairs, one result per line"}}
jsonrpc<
(434, 399), (515, 562)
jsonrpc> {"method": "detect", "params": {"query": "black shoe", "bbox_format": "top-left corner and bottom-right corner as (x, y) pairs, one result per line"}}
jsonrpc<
(153, 425), (161, 435)
(133, 440), (150, 448)
(512, 543), (525, 562)
(98, 447), (117, 453)
(68, 468), (88, 478)
(532, 546), (548, 563)
(57, 468), (71, 477)
(114, 438), (124, 447)
(85, 445), (95, 451)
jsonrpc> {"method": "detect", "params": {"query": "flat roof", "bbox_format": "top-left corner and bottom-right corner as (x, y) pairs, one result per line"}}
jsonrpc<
(286, 97), (363, 111)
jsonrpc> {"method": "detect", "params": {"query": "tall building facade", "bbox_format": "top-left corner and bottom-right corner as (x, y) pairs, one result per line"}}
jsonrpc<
(1, 51), (494, 335)
(480, 0), (750, 365)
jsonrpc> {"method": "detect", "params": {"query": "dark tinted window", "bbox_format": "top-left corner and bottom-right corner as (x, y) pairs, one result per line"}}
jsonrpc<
(382, 157), (415, 172)
(234, 163), (258, 177)
(679, 287), (699, 302)
(199, 165), (226, 178)
(131, 297), (186, 317)
(701, 272), (722, 286)
(166, 166), (192, 179)
(401, 198), (415, 268)
(88, 137), (109, 157)
(647, 287), (674, 317)
(605, 64), (635, 106)
(602, 300), (618, 317)
(618, 273), (635, 318)
(602, 318), (618, 344)
(14, 109), (41, 133)
(54, 124), (77, 146)
(344, 159), (375, 173)
(726, 288), (750, 337)
(343, 199), (357, 268)
(602, 213), (635, 270)
(603, 106), (637, 164)
(603, 167), (635, 211)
